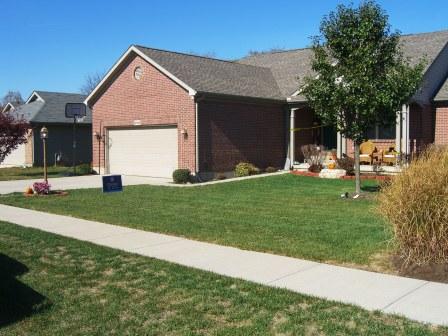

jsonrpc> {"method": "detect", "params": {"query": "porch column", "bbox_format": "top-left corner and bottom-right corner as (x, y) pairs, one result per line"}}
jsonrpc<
(401, 104), (410, 158)
(336, 132), (347, 158)
(395, 108), (402, 154)
(289, 108), (297, 168)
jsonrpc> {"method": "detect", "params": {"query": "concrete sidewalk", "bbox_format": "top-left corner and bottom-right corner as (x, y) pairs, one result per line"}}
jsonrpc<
(0, 204), (446, 326)
(0, 175), (172, 194)
(0, 171), (288, 194)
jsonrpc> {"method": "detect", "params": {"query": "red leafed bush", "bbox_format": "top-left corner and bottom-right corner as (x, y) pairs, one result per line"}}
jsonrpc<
(0, 111), (29, 163)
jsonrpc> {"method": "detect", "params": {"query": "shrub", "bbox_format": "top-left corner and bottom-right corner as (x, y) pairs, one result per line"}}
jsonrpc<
(33, 181), (51, 195)
(76, 163), (92, 175)
(308, 163), (323, 173)
(336, 155), (355, 176)
(234, 162), (259, 177)
(172, 169), (191, 184)
(301, 144), (325, 166)
(378, 146), (448, 265)
(265, 166), (277, 173)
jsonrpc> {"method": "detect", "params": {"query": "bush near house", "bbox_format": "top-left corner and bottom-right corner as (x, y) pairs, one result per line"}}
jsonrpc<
(301, 144), (325, 173)
(75, 163), (93, 175)
(265, 166), (278, 173)
(337, 155), (355, 176)
(172, 169), (191, 184)
(379, 146), (448, 265)
(234, 162), (260, 177)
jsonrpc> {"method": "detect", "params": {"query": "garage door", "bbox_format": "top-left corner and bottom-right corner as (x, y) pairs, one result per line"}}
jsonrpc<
(1, 144), (26, 167)
(108, 126), (178, 177)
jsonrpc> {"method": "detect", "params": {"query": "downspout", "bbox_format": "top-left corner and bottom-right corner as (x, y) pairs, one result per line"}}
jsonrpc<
(195, 101), (199, 175)
(194, 94), (205, 180)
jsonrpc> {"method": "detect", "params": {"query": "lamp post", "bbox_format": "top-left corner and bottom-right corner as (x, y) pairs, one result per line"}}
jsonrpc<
(40, 126), (49, 183)
(93, 130), (104, 175)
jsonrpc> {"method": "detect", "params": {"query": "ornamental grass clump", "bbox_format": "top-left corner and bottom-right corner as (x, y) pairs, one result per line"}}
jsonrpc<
(378, 146), (448, 265)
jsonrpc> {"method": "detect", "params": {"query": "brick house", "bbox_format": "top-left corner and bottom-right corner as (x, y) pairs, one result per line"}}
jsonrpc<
(1, 91), (92, 167)
(85, 30), (448, 178)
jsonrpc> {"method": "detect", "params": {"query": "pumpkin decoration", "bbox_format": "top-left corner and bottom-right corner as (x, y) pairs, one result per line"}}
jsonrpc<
(327, 162), (336, 169)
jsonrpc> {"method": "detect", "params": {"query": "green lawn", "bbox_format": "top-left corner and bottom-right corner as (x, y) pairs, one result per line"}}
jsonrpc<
(0, 174), (388, 266)
(1, 222), (445, 335)
(0, 165), (91, 181)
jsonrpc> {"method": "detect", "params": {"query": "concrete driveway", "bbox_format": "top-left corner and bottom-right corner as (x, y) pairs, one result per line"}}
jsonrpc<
(0, 175), (172, 194)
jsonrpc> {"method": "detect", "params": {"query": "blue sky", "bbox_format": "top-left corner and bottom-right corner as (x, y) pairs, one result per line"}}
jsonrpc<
(1, 0), (447, 99)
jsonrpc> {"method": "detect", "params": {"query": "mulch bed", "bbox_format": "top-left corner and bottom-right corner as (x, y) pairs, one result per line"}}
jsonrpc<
(291, 170), (393, 181)
(391, 255), (448, 283)
(24, 191), (69, 197)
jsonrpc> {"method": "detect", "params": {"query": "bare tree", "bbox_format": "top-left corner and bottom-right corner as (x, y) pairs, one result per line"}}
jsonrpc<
(80, 72), (105, 95)
(246, 47), (286, 56)
(1, 91), (24, 110)
(186, 50), (217, 58)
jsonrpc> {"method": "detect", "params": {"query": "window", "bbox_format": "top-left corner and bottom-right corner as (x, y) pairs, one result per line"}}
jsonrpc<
(365, 124), (396, 140)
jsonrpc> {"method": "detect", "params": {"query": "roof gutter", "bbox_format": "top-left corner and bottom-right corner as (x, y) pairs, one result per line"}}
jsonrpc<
(195, 91), (286, 105)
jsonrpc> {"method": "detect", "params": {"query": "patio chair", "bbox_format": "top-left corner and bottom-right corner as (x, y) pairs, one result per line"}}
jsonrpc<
(382, 146), (398, 165)
(359, 140), (376, 165)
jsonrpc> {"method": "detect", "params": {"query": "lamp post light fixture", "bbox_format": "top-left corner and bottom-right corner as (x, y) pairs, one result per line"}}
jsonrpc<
(40, 126), (49, 183)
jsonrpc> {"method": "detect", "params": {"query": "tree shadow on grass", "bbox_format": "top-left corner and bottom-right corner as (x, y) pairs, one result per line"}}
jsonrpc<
(0, 253), (50, 328)
(361, 185), (381, 192)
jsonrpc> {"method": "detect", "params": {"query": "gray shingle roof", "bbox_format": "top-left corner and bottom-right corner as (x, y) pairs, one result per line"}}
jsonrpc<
(135, 46), (283, 100)
(238, 30), (448, 98)
(11, 101), (44, 121)
(19, 91), (92, 124)
(435, 79), (448, 101)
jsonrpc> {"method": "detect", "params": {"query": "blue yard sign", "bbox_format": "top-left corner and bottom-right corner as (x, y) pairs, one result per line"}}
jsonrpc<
(102, 175), (123, 193)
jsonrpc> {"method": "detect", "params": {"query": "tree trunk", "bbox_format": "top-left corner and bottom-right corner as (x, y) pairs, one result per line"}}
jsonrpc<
(354, 142), (361, 194)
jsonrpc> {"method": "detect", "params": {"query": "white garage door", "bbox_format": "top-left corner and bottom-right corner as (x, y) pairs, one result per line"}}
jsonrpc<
(1, 144), (26, 167)
(108, 126), (178, 178)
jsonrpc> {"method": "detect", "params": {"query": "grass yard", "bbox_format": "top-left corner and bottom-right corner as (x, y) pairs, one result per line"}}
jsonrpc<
(0, 165), (91, 181)
(1, 222), (445, 335)
(0, 174), (387, 267)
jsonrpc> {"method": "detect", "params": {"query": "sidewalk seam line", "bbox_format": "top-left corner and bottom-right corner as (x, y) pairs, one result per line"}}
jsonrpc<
(267, 264), (322, 284)
(380, 281), (430, 311)
(129, 238), (186, 251)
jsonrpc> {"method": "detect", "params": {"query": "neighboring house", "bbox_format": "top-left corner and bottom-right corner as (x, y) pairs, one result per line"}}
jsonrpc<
(2, 102), (19, 114)
(1, 91), (92, 168)
(85, 30), (448, 178)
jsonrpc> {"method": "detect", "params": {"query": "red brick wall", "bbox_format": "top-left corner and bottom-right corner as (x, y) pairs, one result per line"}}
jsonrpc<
(90, 53), (196, 172)
(198, 100), (285, 171)
(435, 103), (448, 145)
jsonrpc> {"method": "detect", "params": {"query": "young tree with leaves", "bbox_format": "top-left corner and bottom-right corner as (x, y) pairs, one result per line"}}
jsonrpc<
(302, 1), (424, 194)
(0, 111), (30, 163)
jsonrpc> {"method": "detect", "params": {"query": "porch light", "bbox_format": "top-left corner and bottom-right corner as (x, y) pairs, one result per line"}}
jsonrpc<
(40, 126), (49, 139)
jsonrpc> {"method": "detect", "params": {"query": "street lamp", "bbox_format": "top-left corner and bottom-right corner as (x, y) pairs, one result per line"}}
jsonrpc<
(40, 126), (49, 183)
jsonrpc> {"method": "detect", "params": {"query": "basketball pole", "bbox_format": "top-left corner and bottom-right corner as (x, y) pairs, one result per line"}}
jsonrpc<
(73, 116), (77, 176)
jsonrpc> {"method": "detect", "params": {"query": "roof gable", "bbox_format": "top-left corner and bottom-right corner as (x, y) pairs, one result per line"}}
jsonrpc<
(86, 45), (283, 106)
(17, 91), (92, 124)
(2, 102), (16, 113)
(135, 46), (283, 100)
(435, 79), (448, 101)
